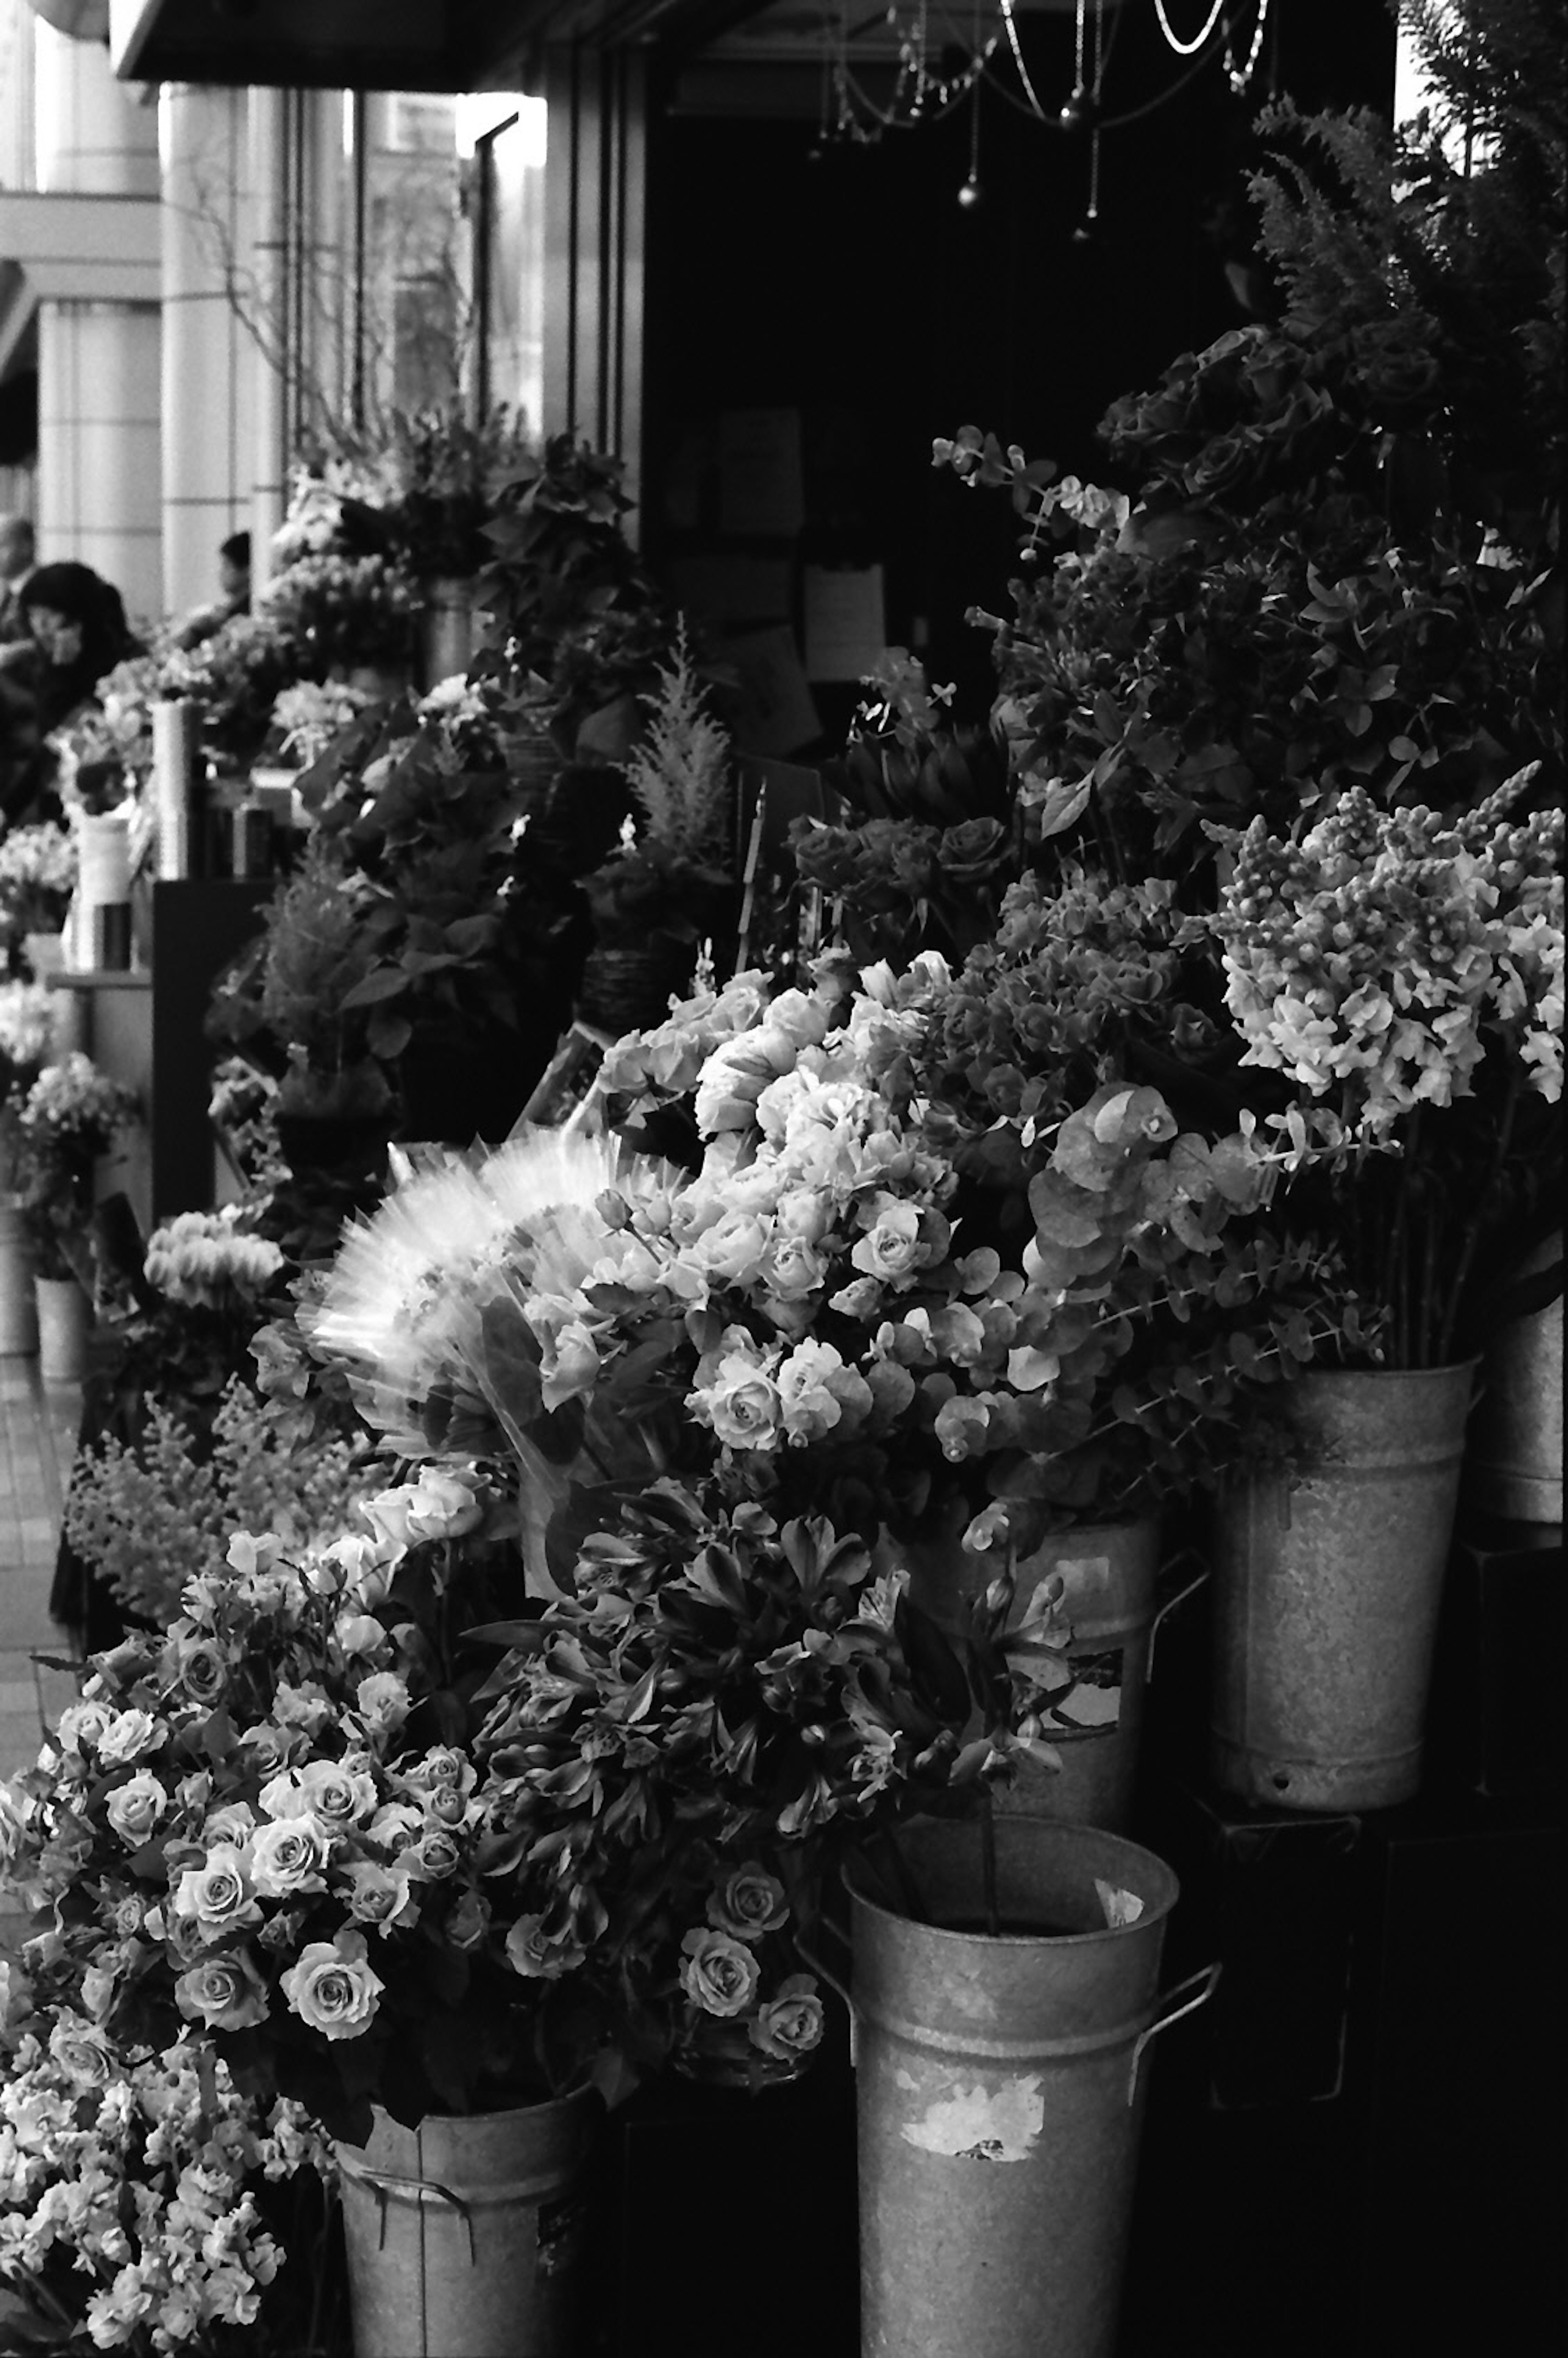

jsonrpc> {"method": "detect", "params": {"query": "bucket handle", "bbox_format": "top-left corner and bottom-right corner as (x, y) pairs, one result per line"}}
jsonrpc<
(1145, 1555), (1211, 1681)
(795, 1917), (859, 2065)
(337, 2162), (478, 2264)
(1127, 1961), (1221, 2106)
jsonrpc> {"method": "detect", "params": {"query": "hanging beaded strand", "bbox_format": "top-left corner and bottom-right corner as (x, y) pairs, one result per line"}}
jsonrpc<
(1073, 0), (1105, 241)
(1223, 0), (1273, 96)
(960, 0), (985, 204)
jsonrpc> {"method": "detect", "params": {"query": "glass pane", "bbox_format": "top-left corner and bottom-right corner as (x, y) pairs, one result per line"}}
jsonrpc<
(481, 100), (547, 439)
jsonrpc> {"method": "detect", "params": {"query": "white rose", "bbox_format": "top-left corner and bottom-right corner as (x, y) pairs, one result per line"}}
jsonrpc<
(104, 1771), (167, 1849)
(360, 1467), (486, 1551)
(689, 1328), (782, 1451)
(95, 1709), (161, 1769)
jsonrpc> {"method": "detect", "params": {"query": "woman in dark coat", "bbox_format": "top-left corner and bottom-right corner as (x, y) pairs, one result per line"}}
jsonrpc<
(1, 562), (140, 827)
(20, 561), (139, 733)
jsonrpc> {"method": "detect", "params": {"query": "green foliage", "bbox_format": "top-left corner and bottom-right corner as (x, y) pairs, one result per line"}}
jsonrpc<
(620, 633), (732, 871)
(938, 9), (1564, 874)
(63, 1379), (371, 1627)
(476, 432), (679, 747)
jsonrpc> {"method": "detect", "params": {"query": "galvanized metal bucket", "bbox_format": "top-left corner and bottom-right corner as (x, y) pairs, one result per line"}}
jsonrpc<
(1466, 1236), (1563, 1523)
(0, 1202), (38, 1356)
(1209, 1361), (1477, 1813)
(905, 1519), (1163, 1833)
(335, 2090), (601, 2358)
(33, 1274), (90, 1385)
(844, 1815), (1212, 2358)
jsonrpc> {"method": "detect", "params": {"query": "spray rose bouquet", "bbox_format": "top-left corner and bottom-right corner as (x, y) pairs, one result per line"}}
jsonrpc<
(0, 1460), (639, 2145)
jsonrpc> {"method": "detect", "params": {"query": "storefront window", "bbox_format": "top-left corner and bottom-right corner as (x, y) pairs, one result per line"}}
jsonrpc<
(472, 99), (547, 437)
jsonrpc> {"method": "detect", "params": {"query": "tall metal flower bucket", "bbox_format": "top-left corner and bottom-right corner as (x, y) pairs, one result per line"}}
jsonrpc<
(845, 1815), (1212, 2358)
(0, 1201), (38, 1355)
(1209, 1362), (1477, 1812)
(34, 1274), (90, 1384)
(417, 577), (488, 692)
(1465, 1235), (1563, 1523)
(335, 2091), (601, 2358)
(906, 1519), (1163, 1833)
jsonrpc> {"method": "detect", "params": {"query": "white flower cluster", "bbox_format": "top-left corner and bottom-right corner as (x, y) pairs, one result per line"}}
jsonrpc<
(0, 980), (55, 1074)
(269, 677), (371, 765)
(0, 820), (76, 900)
(270, 473), (351, 566)
(416, 673), (491, 732)
(21, 1050), (138, 1148)
(143, 1211), (285, 1309)
(0, 2013), (327, 2352)
(1215, 776), (1564, 1130)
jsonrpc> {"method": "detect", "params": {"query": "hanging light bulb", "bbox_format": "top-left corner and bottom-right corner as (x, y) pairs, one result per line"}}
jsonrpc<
(958, 172), (983, 208)
(1058, 83), (1097, 131)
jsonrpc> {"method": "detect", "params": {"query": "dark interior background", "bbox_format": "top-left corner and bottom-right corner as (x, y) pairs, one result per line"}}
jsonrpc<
(640, 0), (1398, 735)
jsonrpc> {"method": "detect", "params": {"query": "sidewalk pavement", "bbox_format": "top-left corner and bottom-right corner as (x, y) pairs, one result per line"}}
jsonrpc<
(0, 1355), (87, 1969)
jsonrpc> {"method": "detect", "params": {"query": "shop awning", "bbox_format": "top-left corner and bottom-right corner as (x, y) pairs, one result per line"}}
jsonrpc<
(105, 0), (778, 91)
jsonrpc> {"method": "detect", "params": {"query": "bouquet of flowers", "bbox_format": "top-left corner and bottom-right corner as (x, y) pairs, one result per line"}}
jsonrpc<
(14, 1051), (139, 1280)
(1210, 768), (1564, 1365)
(268, 679), (372, 771)
(0, 1467), (628, 2144)
(49, 651), (169, 802)
(257, 553), (416, 675)
(0, 977), (54, 1079)
(0, 977), (55, 1194)
(0, 1984), (334, 2357)
(160, 615), (301, 771)
(307, 946), (1347, 1569)
(464, 1473), (1055, 2091)
(0, 820), (77, 956)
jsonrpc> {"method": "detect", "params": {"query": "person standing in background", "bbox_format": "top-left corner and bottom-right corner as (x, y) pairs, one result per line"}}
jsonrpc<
(173, 529), (252, 649)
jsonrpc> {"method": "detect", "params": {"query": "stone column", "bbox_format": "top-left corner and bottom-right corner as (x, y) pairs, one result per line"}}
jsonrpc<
(32, 18), (161, 622)
(157, 82), (255, 619)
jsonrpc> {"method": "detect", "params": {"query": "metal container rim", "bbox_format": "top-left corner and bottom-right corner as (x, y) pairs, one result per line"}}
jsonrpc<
(842, 1814), (1181, 1946)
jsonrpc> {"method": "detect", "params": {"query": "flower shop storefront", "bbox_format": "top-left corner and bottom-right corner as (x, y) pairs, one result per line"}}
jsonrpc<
(2, 3), (1564, 2356)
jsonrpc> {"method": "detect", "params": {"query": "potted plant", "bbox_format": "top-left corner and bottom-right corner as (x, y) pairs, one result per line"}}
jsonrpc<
(160, 613), (303, 781)
(1199, 770), (1563, 1808)
(0, 976), (56, 1351)
(252, 469), (418, 696)
(282, 670), (584, 1143)
(576, 634), (737, 1034)
(205, 832), (395, 1172)
(0, 1468), (612, 2357)
(791, 648), (1014, 971)
(0, 819), (77, 973)
(13, 1050), (138, 1377)
(475, 432), (679, 760)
